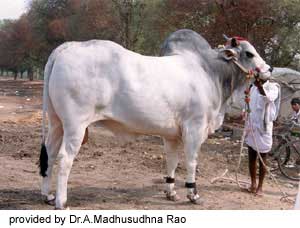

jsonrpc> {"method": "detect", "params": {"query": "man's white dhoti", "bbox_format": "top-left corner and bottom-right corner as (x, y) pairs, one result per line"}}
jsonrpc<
(245, 81), (280, 153)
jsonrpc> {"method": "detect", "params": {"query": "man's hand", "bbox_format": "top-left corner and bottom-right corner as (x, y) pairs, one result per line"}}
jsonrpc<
(254, 78), (266, 96)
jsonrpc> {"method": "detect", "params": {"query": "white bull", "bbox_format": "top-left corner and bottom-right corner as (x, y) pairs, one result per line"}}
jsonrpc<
(39, 29), (272, 209)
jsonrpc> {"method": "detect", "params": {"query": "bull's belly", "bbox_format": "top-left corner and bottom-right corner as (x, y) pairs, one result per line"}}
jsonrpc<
(95, 115), (181, 140)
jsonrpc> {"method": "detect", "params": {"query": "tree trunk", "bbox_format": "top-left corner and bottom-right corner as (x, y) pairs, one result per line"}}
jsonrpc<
(28, 67), (33, 81)
(13, 71), (17, 80)
(35, 69), (39, 80)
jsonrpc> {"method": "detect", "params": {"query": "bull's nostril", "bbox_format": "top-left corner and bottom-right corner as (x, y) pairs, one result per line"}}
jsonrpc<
(269, 66), (273, 72)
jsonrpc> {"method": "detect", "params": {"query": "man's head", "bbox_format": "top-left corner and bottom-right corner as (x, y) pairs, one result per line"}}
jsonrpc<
(291, 98), (300, 112)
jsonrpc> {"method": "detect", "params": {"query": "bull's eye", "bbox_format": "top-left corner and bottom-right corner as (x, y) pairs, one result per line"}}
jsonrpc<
(245, 51), (254, 58)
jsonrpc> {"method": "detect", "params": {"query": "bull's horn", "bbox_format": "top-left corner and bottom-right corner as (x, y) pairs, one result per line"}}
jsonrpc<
(223, 34), (230, 41)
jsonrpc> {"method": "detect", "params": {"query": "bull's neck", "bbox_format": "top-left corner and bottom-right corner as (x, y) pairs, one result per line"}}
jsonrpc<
(211, 58), (245, 105)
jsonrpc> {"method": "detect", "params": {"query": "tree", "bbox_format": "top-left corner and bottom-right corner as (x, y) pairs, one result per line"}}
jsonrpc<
(2, 0), (300, 80)
(112, 0), (146, 51)
(0, 17), (34, 79)
(156, 0), (276, 56)
(266, 0), (300, 68)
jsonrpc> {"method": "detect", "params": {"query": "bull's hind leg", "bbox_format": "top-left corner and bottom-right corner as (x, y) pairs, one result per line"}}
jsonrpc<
(55, 124), (86, 209)
(41, 110), (63, 205)
(182, 121), (206, 204)
(163, 138), (180, 201)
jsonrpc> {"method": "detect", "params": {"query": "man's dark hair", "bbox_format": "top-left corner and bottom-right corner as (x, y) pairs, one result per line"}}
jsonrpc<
(291, 97), (300, 105)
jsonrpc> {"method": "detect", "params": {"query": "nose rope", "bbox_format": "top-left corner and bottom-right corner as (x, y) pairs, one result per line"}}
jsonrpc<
(228, 58), (255, 108)
(232, 58), (273, 79)
(232, 58), (257, 79)
(232, 59), (251, 75)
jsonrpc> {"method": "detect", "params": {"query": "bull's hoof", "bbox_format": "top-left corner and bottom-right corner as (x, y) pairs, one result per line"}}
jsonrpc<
(165, 191), (180, 201)
(187, 193), (204, 205)
(42, 194), (56, 206)
(53, 200), (69, 210)
(55, 206), (70, 210)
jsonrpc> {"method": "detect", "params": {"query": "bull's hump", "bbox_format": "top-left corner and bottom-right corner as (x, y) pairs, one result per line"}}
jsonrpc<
(161, 29), (212, 56)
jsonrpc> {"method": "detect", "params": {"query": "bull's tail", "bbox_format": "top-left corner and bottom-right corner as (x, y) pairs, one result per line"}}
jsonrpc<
(39, 144), (48, 177)
(39, 49), (56, 177)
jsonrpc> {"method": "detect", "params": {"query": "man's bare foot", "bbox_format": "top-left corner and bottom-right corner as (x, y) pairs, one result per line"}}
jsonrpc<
(255, 188), (264, 197)
(241, 185), (256, 194)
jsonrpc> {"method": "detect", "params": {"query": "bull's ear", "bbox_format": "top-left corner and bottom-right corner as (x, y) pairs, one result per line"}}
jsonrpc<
(218, 49), (237, 61)
(231, 37), (239, 47)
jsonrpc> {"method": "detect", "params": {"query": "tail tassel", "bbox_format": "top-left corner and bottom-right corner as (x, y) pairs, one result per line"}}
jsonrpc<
(39, 143), (48, 177)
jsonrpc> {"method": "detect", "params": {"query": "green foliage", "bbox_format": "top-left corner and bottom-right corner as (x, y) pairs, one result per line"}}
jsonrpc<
(267, 0), (300, 68)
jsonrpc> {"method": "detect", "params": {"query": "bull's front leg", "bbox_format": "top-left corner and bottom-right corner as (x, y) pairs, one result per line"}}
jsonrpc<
(163, 138), (180, 201)
(182, 120), (206, 204)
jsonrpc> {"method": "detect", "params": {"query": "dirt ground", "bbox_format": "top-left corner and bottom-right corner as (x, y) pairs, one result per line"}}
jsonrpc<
(0, 78), (298, 210)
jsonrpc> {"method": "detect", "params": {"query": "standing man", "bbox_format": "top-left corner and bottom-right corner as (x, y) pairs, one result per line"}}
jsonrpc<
(244, 74), (280, 196)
